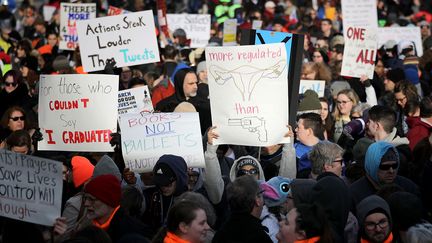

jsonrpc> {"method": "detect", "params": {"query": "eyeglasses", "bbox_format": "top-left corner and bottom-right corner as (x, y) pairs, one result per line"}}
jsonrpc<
(336, 100), (352, 105)
(9, 116), (25, 121)
(83, 194), (97, 205)
(237, 168), (258, 177)
(333, 159), (344, 165)
(4, 82), (17, 87)
(379, 163), (398, 170)
(395, 96), (406, 102)
(313, 55), (322, 58)
(365, 219), (389, 231)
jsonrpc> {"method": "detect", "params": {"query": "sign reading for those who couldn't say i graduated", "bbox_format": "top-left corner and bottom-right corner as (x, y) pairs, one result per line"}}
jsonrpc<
(77, 10), (160, 72)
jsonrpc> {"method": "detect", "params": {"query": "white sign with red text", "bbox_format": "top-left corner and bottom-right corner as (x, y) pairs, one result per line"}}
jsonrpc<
(60, 3), (96, 50)
(38, 74), (118, 151)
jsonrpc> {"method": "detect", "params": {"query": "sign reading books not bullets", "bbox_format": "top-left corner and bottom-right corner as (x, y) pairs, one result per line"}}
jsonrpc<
(119, 112), (205, 173)
(77, 10), (160, 72)
(206, 43), (290, 147)
(0, 149), (63, 226)
(38, 74), (119, 152)
(60, 3), (96, 50)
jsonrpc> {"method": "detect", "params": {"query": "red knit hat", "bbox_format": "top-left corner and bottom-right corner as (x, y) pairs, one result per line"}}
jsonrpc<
(71, 156), (94, 188)
(84, 174), (121, 208)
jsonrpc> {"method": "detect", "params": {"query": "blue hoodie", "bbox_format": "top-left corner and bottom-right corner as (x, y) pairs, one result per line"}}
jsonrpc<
(365, 141), (399, 183)
(154, 154), (188, 196)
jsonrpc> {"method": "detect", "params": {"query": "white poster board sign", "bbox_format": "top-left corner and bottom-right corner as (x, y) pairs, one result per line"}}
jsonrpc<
(299, 80), (325, 97)
(119, 112), (205, 172)
(341, 0), (377, 28)
(166, 14), (211, 48)
(223, 19), (237, 46)
(60, 3), (96, 50)
(252, 20), (263, 30)
(377, 27), (423, 57)
(77, 10), (160, 72)
(206, 43), (290, 146)
(0, 149), (62, 226)
(118, 86), (154, 115)
(341, 26), (377, 79)
(38, 74), (119, 151)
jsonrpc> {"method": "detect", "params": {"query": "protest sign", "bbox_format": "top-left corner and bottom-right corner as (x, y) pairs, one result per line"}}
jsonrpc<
(252, 20), (263, 30)
(166, 14), (211, 48)
(341, 26), (377, 79)
(206, 43), (290, 146)
(119, 112), (205, 172)
(38, 74), (118, 151)
(341, 0), (377, 28)
(43, 5), (57, 22)
(377, 27), (423, 57)
(107, 5), (129, 16)
(60, 3), (96, 50)
(299, 80), (325, 97)
(118, 86), (153, 115)
(77, 10), (160, 72)
(223, 19), (237, 46)
(0, 149), (62, 226)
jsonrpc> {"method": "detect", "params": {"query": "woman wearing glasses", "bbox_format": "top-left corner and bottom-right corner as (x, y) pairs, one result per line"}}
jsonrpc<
(0, 70), (31, 119)
(332, 89), (359, 142)
(0, 106), (35, 150)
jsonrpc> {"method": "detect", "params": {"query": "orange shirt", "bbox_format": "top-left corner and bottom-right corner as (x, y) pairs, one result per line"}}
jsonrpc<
(163, 231), (191, 243)
(92, 206), (120, 231)
(295, 236), (320, 243)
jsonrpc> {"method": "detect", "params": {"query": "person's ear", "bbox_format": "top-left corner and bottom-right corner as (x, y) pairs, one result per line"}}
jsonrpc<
(179, 222), (189, 234)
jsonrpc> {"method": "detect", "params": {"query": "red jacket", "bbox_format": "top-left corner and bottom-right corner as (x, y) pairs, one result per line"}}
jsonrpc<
(406, 116), (432, 150)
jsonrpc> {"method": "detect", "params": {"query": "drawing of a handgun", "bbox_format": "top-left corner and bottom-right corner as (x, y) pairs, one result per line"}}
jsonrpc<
(228, 116), (268, 142)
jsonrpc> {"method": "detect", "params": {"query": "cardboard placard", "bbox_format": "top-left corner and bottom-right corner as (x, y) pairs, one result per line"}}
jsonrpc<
(341, 0), (378, 28)
(0, 149), (62, 226)
(119, 112), (205, 172)
(299, 80), (326, 97)
(377, 27), (423, 57)
(118, 86), (154, 115)
(60, 3), (96, 50)
(206, 43), (290, 146)
(38, 74), (119, 151)
(77, 10), (160, 72)
(223, 19), (237, 46)
(166, 14), (211, 48)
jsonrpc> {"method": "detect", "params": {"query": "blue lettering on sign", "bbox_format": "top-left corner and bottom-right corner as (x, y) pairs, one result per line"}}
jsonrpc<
(120, 48), (156, 63)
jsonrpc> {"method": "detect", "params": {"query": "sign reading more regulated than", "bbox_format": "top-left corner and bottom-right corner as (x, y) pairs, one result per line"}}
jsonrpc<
(38, 74), (118, 151)
(77, 10), (160, 72)
(0, 149), (62, 226)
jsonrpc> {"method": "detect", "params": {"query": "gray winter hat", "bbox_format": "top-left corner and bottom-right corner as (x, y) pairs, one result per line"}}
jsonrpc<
(93, 155), (122, 181)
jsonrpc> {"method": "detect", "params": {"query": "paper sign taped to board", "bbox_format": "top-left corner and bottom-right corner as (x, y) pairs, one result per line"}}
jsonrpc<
(0, 149), (63, 226)
(206, 43), (290, 146)
(38, 74), (118, 151)
(119, 112), (205, 172)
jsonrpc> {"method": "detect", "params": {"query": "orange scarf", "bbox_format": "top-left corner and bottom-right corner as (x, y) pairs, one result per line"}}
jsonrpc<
(361, 232), (393, 243)
(295, 236), (320, 243)
(163, 231), (191, 243)
(92, 206), (120, 231)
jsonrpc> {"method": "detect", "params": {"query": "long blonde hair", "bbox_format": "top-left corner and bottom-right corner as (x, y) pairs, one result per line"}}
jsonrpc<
(333, 89), (359, 121)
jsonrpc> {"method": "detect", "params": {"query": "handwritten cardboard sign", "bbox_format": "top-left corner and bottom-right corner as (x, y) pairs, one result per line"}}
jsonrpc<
(341, 26), (377, 79)
(341, 0), (378, 28)
(377, 27), (423, 57)
(206, 43), (290, 146)
(166, 14), (211, 48)
(77, 10), (160, 72)
(299, 80), (325, 97)
(60, 3), (96, 50)
(43, 5), (57, 22)
(223, 19), (237, 46)
(38, 74), (119, 151)
(118, 86), (154, 115)
(119, 112), (205, 172)
(0, 149), (62, 226)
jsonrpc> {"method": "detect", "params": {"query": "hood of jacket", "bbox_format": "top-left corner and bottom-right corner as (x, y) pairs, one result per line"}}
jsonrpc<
(229, 155), (265, 182)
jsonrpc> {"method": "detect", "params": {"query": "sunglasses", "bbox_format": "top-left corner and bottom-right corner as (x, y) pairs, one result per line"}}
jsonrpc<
(379, 163), (398, 170)
(10, 116), (25, 121)
(237, 168), (258, 177)
(5, 82), (17, 87)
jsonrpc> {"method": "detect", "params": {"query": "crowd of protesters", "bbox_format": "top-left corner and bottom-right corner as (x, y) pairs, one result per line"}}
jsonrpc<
(1, 0), (432, 243)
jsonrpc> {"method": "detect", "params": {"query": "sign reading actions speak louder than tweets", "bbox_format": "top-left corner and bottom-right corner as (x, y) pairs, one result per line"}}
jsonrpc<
(77, 10), (160, 72)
